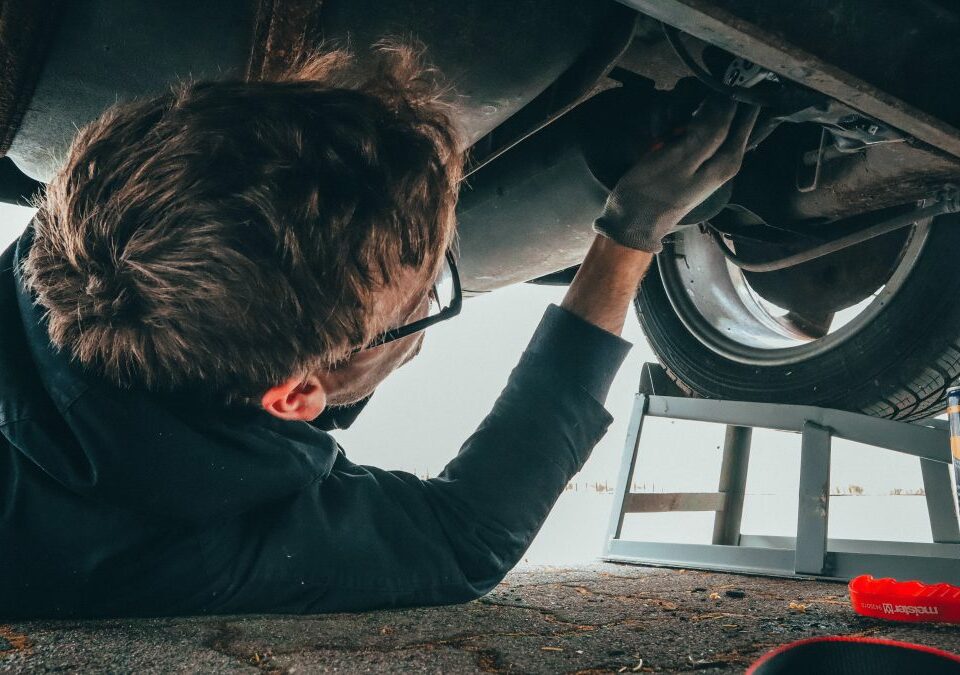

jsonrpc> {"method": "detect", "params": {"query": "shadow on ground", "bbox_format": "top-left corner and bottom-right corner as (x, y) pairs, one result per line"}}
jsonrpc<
(2, 563), (958, 673)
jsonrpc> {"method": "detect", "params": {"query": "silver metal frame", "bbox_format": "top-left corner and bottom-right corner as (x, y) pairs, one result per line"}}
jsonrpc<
(604, 364), (960, 584)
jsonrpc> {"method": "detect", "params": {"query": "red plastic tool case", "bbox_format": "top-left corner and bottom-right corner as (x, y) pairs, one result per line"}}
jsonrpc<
(849, 575), (960, 623)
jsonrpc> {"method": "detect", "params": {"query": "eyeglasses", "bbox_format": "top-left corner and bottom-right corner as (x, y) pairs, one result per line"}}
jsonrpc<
(352, 250), (462, 353)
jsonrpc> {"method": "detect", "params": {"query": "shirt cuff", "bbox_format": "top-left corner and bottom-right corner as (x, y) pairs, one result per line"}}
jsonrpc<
(520, 304), (632, 405)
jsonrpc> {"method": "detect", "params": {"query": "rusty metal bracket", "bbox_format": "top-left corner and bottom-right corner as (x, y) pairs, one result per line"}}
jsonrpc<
(616, 0), (960, 160)
(713, 184), (960, 273)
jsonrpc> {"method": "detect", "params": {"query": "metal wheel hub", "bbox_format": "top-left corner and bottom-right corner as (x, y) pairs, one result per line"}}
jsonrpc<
(657, 221), (930, 366)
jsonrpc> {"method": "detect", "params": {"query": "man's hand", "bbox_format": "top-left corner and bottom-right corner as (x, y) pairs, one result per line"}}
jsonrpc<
(562, 99), (758, 335)
(593, 99), (759, 253)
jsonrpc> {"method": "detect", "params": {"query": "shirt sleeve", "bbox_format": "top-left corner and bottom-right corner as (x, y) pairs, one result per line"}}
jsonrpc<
(522, 304), (632, 405)
(197, 304), (633, 614)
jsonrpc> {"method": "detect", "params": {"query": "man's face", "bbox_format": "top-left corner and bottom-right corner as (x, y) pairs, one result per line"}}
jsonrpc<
(316, 265), (433, 407)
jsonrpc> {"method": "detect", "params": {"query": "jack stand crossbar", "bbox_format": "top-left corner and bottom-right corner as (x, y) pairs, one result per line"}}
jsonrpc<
(603, 363), (960, 585)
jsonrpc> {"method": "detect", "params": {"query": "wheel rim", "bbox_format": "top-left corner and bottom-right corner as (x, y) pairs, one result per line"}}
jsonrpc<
(656, 220), (932, 366)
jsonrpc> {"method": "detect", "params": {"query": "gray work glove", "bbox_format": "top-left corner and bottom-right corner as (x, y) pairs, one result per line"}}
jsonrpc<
(593, 99), (760, 253)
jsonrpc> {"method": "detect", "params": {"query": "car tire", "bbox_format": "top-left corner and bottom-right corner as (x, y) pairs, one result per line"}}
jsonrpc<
(634, 215), (960, 420)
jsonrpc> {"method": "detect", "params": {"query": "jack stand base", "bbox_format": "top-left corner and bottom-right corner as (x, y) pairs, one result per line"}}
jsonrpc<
(604, 363), (960, 585)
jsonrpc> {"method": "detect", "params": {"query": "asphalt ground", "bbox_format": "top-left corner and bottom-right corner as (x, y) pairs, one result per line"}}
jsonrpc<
(2, 562), (959, 673)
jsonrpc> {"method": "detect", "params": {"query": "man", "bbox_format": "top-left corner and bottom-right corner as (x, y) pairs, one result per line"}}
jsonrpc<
(0, 45), (756, 618)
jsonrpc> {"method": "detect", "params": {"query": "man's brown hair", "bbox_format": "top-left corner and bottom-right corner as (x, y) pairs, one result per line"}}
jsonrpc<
(23, 43), (464, 401)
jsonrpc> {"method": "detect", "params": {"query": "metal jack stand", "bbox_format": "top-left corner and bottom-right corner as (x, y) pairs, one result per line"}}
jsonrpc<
(604, 363), (960, 585)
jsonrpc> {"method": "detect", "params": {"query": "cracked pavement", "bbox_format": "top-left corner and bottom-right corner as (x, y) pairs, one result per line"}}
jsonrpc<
(2, 563), (959, 673)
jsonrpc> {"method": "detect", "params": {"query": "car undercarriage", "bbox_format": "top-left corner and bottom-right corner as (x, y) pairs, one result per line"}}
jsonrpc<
(1, 0), (959, 418)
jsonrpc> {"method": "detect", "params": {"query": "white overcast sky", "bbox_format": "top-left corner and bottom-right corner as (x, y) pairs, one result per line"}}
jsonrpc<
(0, 202), (936, 558)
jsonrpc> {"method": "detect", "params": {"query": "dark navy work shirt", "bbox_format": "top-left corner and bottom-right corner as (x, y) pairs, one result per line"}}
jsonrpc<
(0, 227), (629, 618)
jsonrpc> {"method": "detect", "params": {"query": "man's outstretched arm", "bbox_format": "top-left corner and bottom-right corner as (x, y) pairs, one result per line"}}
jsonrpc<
(197, 100), (758, 614)
(200, 302), (630, 613)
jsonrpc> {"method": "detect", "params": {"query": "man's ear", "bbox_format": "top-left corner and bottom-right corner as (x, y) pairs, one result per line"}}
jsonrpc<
(261, 374), (327, 421)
